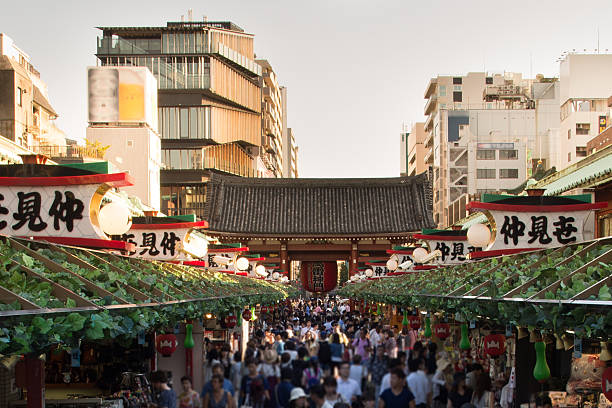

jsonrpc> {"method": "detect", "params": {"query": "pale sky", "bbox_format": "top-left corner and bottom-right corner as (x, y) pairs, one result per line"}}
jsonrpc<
(3, 0), (611, 177)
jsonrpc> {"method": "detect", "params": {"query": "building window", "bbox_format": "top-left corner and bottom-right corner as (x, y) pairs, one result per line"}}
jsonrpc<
(568, 129), (571, 139)
(499, 150), (518, 160)
(568, 152), (571, 162)
(485, 77), (493, 84)
(499, 169), (519, 179)
(476, 150), (495, 160)
(453, 77), (462, 85)
(16, 87), (22, 107)
(576, 123), (590, 135)
(477, 169), (496, 179)
(576, 146), (587, 157)
(439, 85), (446, 97)
(453, 91), (462, 102)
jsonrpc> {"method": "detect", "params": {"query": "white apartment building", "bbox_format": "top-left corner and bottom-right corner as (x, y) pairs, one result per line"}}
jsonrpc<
(559, 54), (612, 169)
(423, 72), (560, 227)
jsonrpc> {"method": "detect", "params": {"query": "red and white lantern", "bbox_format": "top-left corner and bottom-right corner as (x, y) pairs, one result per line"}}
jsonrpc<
(301, 261), (338, 293)
(408, 315), (421, 330)
(156, 334), (178, 357)
(433, 323), (451, 339)
(483, 334), (506, 356)
(225, 315), (237, 329)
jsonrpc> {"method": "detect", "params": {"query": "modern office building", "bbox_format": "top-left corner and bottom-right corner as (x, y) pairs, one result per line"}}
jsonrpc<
(285, 128), (298, 178)
(0, 33), (65, 151)
(559, 53), (612, 169)
(95, 19), (278, 219)
(400, 122), (427, 177)
(423, 72), (560, 227)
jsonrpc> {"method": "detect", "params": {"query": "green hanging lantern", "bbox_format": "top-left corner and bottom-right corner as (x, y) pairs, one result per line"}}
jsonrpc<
(238, 311), (242, 326)
(460, 323), (471, 350)
(250, 306), (256, 321)
(184, 323), (195, 349)
(533, 341), (551, 382)
(424, 317), (432, 338)
(402, 310), (409, 326)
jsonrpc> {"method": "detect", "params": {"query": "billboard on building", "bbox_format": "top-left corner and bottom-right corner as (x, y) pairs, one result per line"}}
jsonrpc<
(88, 66), (158, 131)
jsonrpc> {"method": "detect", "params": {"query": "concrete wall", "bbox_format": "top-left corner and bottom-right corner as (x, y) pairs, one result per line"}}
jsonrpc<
(560, 54), (612, 104)
(156, 322), (204, 393)
(86, 126), (161, 209)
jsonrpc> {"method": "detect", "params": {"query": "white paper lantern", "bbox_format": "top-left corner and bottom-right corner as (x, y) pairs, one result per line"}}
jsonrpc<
(213, 255), (232, 266)
(365, 268), (374, 278)
(281, 276), (289, 283)
(413, 247), (428, 263)
(98, 201), (132, 236)
(272, 272), (280, 280)
(350, 275), (358, 282)
(235, 257), (249, 271)
(467, 223), (491, 248)
(386, 259), (398, 271)
(255, 264), (267, 277)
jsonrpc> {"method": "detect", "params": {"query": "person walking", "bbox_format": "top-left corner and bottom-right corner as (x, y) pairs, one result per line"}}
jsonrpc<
(151, 371), (177, 408)
(203, 375), (236, 408)
(471, 373), (494, 408)
(447, 373), (472, 408)
(378, 368), (415, 408)
(336, 362), (361, 403)
(240, 358), (270, 408)
(406, 358), (432, 408)
(178, 376), (201, 408)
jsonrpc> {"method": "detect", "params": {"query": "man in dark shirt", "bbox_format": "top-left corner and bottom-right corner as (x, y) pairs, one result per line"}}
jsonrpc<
(151, 371), (177, 408)
(379, 368), (415, 408)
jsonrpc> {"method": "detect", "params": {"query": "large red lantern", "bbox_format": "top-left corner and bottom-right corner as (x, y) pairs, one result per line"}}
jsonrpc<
(225, 315), (237, 329)
(484, 334), (506, 356)
(408, 315), (421, 330)
(433, 323), (451, 339)
(300, 261), (338, 293)
(602, 367), (612, 402)
(156, 334), (178, 357)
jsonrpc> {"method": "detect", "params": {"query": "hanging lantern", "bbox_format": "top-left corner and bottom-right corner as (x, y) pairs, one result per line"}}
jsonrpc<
(377, 304), (383, 316)
(408, 315), (421, 330)
(460, 324), (471, 350)
(184, 324), (195, 349)
(483, 334), (506, 356)
(156, 334), (178, 357)
(533, 341), (551, 383)
(300, 261), (338, 293)
(402, 310), (409, 327)
(424, 317), (432, 338)
(242, 308), (252, 322)
(225, 315), (237, 329)
(602, 367), (612, 402)
(250, 306), (257, 321)
(434, 323), (451, 339)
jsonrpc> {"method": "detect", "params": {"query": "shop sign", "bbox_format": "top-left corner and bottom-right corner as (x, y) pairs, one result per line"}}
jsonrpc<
(0, 185), (103, 239)
(122, 221), (207, 261)
(468, 198), (605, 252)
(206, 252), (236, 271)
(0, 172), (134, 250)
(413, 231), (474, 264)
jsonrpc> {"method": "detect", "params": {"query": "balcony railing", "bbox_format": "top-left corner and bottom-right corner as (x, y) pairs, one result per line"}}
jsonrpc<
(30, 145), (105, 160)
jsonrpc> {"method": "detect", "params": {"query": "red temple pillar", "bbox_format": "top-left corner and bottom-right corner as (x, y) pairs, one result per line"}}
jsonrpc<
(26, 355), (45, 408)
(350, 240), (359, 276)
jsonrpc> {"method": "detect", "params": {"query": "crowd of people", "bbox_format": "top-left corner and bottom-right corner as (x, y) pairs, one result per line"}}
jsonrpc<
(150, 297), (504, 408)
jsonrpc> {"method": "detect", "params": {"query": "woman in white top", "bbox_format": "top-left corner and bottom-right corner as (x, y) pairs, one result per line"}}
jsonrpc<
(471, 373), (494, 408)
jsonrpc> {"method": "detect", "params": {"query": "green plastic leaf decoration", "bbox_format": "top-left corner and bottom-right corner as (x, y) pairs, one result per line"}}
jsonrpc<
(460, 323), (471, 350)
(402, 310), (409, 326)
(250, 306), (256, 321)
(184, 323), (195, 349)
(424, 316), (432, 338)
(533, 341), (551, 382)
